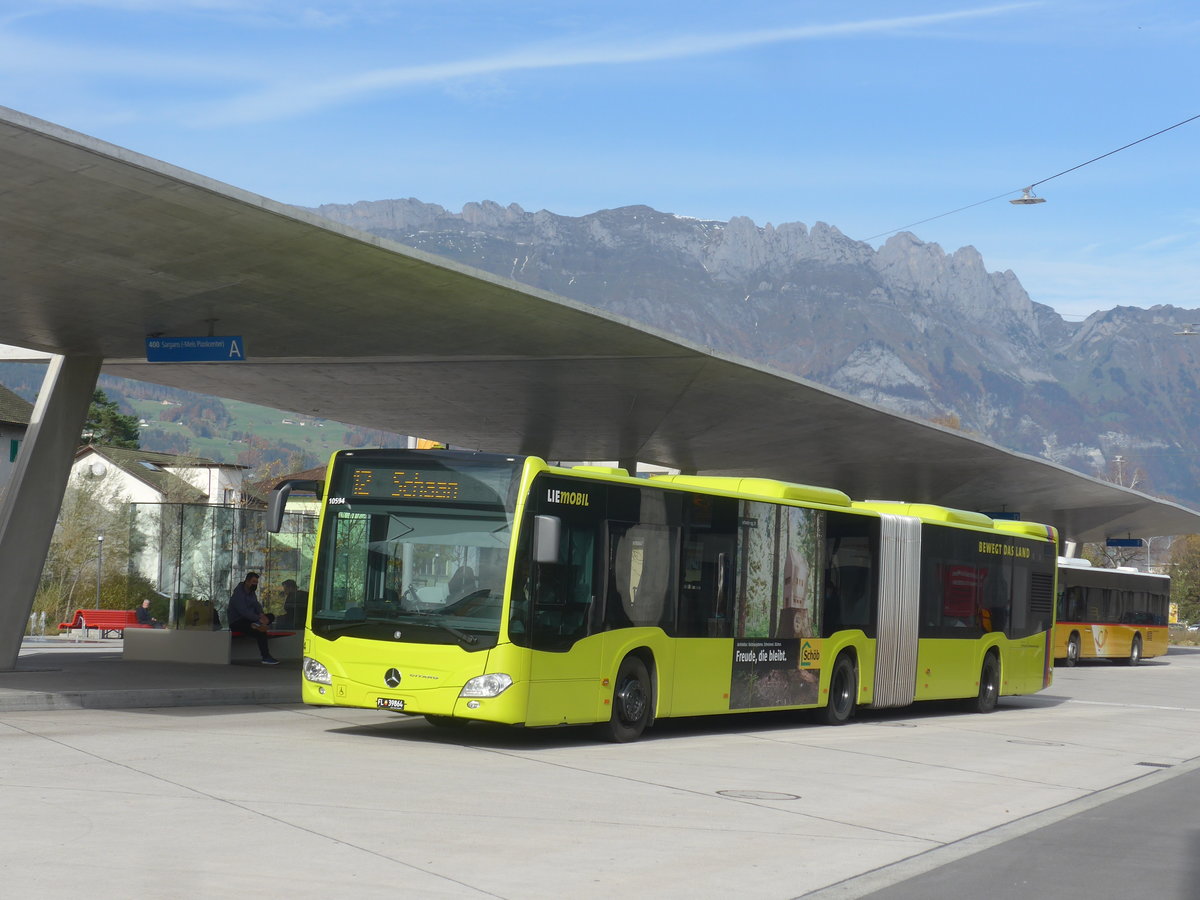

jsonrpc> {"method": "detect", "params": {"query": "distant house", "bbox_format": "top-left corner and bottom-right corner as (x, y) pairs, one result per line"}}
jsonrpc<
(71, 445), (249, 506)
(0, 384), (34, 495)
(248, 465), (327, 513)
(71, 446), (253, 602)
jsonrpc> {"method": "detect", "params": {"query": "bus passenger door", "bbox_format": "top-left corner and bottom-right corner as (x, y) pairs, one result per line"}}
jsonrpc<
(524, 517), (602, 726)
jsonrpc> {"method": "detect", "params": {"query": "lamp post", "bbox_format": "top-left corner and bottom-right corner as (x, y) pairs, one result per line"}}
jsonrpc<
(96, 535), (104, 606)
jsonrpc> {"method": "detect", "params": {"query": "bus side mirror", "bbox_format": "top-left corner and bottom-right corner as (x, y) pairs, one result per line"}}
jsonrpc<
(267, 479), (324, 533)
(533, 515), (561, 564)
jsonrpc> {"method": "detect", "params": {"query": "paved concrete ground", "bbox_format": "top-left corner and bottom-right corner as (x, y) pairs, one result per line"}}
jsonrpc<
(1, 639), (1197, 899)
(853, 763), (1200, 900)
(1, 637), (299, 710)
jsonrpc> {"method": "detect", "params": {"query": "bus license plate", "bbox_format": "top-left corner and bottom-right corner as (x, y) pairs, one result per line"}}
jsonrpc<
(376, 698), (405, 711)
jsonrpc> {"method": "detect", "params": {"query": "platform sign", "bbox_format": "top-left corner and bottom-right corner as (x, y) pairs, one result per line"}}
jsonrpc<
(1105, 538), (1143, 548)
(146, 336), (245, 362)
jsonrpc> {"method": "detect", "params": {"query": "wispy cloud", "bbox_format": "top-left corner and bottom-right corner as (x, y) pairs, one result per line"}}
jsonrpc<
(195, 3), (1039, 125)
(0, 32), (262, 81)
(0, 1), (363, 35)
(1132, 233), (1191, 252)
(7, 1), (347, 18)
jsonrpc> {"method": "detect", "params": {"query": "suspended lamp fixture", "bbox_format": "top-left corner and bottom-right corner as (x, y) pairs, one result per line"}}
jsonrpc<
(1010, 187), (1046, 205)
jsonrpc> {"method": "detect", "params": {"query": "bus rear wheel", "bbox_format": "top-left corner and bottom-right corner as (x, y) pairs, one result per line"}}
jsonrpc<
(823, 654), (857, 725)
(1065, 633), (1081, 667)
(601, 655), (652, 742)
(1126, 634), (1142, 667)
(973, 653), (1000, 714)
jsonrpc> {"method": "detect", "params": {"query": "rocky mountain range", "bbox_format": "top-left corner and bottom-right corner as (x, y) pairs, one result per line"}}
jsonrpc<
(311, 198), (1200, 509)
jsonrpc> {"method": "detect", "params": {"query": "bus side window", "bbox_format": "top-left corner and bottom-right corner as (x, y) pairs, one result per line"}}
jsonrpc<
(676, 494), (737, 638)
(607, 522), (678, 630)
(823, 512), (878, 638)
(1065, 586), (1086, 622)
(530, 514), (598, 652)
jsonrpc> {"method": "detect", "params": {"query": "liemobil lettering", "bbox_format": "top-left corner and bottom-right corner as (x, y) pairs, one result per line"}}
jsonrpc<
(547, 488), (590, 507)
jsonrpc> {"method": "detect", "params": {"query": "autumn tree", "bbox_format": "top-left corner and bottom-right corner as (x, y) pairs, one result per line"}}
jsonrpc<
(1098, 453), (1148, 492)
(33, 476), (159, 627)
(1169, 535), (1200, 624)
(1081, 542), (1144, 569)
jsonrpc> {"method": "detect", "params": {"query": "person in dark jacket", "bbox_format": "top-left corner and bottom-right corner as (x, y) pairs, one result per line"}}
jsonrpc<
(277, 579), (308, 629)
(227, 572), (278, 665)
(134, 599), (162, 628)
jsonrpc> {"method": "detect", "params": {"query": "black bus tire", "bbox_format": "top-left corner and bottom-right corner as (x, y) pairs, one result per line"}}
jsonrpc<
(974, 653), (1000, 714)
(1126, 634), (1142, 667)
(823, 654), (857, 725)
(600, 655), (652, 743)
(1065, 633), (1081, 667)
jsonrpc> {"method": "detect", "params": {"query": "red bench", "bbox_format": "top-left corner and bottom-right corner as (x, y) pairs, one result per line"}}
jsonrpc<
(58, 609), (152, 639)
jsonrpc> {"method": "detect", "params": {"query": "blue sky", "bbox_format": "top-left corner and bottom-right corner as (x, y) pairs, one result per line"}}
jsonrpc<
(1, 0), (1197, 320)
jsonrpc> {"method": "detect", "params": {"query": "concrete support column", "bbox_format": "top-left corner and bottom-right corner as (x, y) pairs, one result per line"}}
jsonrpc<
(0, 355), (101, 670)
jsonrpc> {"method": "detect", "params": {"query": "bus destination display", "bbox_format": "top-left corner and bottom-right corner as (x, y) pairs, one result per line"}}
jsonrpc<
(349, 468), (463, 501)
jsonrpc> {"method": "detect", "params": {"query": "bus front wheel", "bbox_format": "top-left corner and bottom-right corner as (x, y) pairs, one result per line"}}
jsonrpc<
(1126, 634), (1142, 667)
(1065, 633), (1081, 667)
(601, 655), (652, 742)
(823, 654), (857, 725)
(974, 654), (1000, 713)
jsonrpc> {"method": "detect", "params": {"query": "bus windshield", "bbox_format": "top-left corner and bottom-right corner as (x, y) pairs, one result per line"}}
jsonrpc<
(310, 453), (522, 648)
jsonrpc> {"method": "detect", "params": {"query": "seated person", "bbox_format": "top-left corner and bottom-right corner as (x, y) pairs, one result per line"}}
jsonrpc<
(228, 572), (279, 665)
(277, 579), (309, 628)
(134, 599), (163, 628)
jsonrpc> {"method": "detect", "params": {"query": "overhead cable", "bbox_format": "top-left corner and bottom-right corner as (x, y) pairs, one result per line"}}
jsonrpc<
(861, 112), (1200, 243)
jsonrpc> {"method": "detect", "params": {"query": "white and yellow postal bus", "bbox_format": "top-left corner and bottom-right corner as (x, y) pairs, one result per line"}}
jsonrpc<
(269, 449), (1058, 741)
(1055, 558), (1170, 666)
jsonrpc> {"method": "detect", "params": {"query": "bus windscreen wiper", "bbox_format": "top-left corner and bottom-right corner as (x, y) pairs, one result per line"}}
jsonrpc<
(428, 618), (478, 645)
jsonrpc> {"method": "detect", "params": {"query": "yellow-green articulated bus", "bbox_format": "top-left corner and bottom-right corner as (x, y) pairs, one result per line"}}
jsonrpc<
(268, 449), (1058, 741)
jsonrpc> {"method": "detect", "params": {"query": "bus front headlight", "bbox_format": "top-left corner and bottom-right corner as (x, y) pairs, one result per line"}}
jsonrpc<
(303, 656), (332, 685)
(460, 673), (513, 698)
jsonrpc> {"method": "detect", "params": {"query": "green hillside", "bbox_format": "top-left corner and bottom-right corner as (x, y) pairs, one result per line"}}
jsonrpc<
(132, 395), (408, 474)
(0, 362), (408, 477)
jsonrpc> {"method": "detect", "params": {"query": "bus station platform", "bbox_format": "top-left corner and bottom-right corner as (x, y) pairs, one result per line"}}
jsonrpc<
(2, 638), (1198, 899)
(1, 638), (300, 711)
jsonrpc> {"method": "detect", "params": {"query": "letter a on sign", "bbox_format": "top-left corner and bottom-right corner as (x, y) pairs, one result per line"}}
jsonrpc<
(228, 339), (244, 360)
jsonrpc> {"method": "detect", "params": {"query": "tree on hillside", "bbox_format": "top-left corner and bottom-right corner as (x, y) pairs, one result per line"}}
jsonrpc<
(1098, 453), (1148, 492)
(83, 389), (140, 448)
(1169, 535), (1200, 624)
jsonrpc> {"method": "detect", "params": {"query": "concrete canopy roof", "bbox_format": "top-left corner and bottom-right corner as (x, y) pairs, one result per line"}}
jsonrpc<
(2, 105), (1198, 544)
